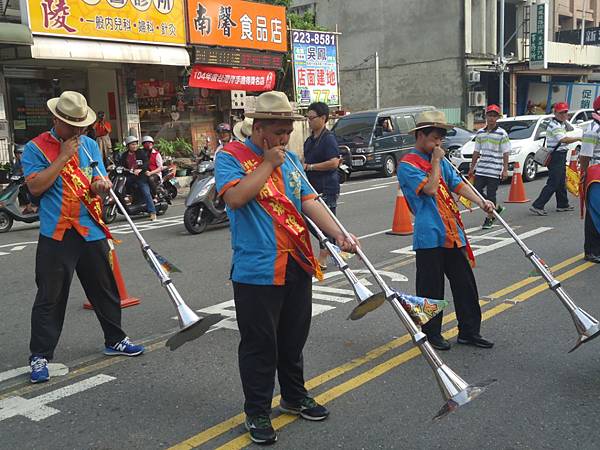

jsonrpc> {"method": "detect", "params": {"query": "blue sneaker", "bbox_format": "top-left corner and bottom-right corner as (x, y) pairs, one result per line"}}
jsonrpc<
(103, 337), (144, 357)
(30, 357), (49, 384)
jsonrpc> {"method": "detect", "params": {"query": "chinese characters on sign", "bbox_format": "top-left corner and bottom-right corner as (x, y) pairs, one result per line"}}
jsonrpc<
(570, 84), (599, 110)
(28, 0), (186, 44)
(529, 1), (548, 70)
(194, 47), (283, 69)
(189, 65), (276, 91)
(187, 0), (287, 52)
(291, 30), (340, 107)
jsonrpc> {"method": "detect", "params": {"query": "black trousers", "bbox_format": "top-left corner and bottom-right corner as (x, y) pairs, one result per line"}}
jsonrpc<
(532, 151), (569, 210)
(474, 175), (500, 205)
(233, 257), (312, 417)
(416, 247), (481, 338)
(30, 229), (126, 360)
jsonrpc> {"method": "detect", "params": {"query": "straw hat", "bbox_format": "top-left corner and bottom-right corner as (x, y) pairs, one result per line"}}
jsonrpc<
(409, 110), (453, 134)
(47, 91), (96, 127)
(233, 117), (253, 141)
(245, 91), (304, 120)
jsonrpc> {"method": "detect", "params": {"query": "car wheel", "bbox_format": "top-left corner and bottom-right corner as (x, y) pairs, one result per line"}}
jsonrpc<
(0, 211), (13, 233)
(523, 154), (537, 182)
(380, 155), (396, 178)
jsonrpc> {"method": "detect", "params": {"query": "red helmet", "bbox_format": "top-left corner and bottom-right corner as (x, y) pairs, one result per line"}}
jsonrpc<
(485, 104), (501, 115)
(593, 96), (600, 112)
(553, 102), (569, 113)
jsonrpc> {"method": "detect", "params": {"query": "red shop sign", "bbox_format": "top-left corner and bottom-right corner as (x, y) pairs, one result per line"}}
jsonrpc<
(189, 65), (276, 92)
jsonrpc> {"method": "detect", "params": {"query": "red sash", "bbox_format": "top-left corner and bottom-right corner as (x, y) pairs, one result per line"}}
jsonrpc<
(581, 164), (600, 218)
(402, 153), (476, 267)
(222, 141), (323, 280)
(31, 132), (113, 240)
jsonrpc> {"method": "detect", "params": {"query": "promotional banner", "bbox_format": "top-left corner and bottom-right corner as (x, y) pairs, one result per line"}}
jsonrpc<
(291, 29), (340, 107)
(187, 0), (287, 52)
(189, 65), (276, 91)
(26, 0), (186, 45)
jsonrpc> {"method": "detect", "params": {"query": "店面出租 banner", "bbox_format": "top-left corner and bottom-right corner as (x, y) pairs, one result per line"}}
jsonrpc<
(291, 29), (340, 107)
(187, 0), (287, 53)
(26, 0), (186, 45)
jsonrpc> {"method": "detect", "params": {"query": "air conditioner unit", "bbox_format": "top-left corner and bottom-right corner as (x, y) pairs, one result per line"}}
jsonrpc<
(468, 71), (481, 83)
(469, 91), (487, 107)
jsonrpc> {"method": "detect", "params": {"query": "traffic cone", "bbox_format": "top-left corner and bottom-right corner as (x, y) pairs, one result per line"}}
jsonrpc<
(84, 250), (140, 310)
(568, 151), (579, 171)
(386, 187), (413, 235)
(505, 162), (530, 203)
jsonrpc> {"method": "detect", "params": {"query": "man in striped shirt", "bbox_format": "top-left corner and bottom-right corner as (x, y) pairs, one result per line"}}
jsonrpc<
(579, 96), (600, 263)
(530, 102), (580, 216)
(469, 104), (510, 229)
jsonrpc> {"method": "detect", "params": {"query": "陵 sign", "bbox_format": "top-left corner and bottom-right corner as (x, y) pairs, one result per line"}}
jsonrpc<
(187, 0), (287, 52)
(291, 29), (340, 107)
(26, 0), (186, 45)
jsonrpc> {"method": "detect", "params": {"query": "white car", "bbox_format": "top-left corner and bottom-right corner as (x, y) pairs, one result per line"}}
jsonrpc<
(450, 114), (583, 182)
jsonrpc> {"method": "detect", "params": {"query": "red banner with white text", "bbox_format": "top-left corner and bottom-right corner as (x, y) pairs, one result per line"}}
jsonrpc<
(189, 65), (276, 91)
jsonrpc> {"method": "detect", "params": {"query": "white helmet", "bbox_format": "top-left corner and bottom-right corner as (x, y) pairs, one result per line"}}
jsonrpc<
(124, 135), (138, 146)
(141, 135), (154, 144)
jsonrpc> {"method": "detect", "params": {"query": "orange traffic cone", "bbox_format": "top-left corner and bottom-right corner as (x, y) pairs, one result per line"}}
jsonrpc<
(505, 162), (530, 203)
(84, 250), (140, 310)
(568, 151), (579, 171)
(386, 187), (413, 235)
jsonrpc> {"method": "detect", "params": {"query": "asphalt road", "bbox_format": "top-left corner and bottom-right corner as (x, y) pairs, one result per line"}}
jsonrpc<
(1, 172), (600, 450)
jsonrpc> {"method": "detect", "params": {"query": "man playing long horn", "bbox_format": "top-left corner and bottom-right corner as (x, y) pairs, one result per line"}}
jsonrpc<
(397, 110), (495, 351)
(215, 91), (358, 445)
(579, 96), (600, 264)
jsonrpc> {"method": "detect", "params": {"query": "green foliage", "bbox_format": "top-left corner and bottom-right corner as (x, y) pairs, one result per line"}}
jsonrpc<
(289, 11), (326, 31)
(172, 137), (193, 158)
(156, 138), (176, 157)
(113, 141), (126, 154)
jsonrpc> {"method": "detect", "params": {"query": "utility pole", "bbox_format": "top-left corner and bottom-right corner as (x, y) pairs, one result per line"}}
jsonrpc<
(499, 0), (505, 115)
(581, 0), (587, 46)
(375, 51), (380, 109)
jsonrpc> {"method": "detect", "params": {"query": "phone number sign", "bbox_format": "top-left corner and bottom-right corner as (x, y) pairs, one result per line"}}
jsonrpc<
(291, 29), (340, 107)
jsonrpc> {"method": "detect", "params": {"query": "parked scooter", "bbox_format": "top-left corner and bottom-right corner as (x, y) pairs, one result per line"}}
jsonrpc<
(160, 164), (179, 201)
(0, 174), (39, 232)
(183, 159), (228, 234)
(102, 165), (169, 224)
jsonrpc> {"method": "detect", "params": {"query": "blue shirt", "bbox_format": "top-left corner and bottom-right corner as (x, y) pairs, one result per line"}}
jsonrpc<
(215, 139), (317, 285)
(397, 149), (467, 250)
(22, 130), (108, 242)
(303, 129), (340, 194)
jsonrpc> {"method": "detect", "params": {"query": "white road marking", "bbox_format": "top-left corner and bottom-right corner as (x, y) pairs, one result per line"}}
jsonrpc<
(472, 227), (552, 256)
(340, 185), (391, 196)
(0, 241), (37, 249)
(109, 215), (184, 234)
(0, 364), (69, 384)
(9, 245), (26, 251)
(0, 252), (9, 256)
(0, 374), (115, 422)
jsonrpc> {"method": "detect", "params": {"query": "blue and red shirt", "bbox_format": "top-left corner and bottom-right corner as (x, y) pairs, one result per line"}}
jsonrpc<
(215, 139), (317, 285)
(22, 130), (108, 242)
(397, 149), (467, 250)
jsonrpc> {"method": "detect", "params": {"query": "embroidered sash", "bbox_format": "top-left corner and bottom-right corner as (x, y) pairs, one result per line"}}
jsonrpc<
(402, 153), (476, 267)
(581, 164), (600, 218)
(222, 141), (323, 280)
(31, 132), (113, 240)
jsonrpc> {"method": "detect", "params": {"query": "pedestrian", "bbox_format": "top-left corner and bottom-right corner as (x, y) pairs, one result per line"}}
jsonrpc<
(397, 110), (495, 351)
(303, 102), (341, 269)
(215, 91), (358, 445)
(141, 135), (163, 197)
(579, 96), (600, 263)
(469, 104), (510, 229)
(94, 111), (112, 164)
(22, 91), (144, 384)
(530, 102), (581, 216)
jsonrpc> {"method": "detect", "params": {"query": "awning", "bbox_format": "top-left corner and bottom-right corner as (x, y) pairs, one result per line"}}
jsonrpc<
(189, 65), (276, 91)
(29, 36), (190, 66)
(0, 23), (34, 46)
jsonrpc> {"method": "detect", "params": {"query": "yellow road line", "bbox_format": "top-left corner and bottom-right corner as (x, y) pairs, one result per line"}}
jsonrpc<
(214, 260), (595, 449)
(169, 255), (591, 450)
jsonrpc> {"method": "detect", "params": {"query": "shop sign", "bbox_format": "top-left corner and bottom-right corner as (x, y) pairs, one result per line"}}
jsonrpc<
(529, 1), (548, 70)
(291, 29), (340, 107)
(189, 65), (276, 91)
(194, 46), (283, 70)
(25, 0), (186, 45)
(187, 0), (287, 52)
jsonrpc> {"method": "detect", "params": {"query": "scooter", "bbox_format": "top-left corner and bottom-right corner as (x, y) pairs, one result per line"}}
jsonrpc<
(0, 174), (39, 233)
(102, 166), (169, 224)
(160, 165), (179, 201)
(183, 160), (228, 234)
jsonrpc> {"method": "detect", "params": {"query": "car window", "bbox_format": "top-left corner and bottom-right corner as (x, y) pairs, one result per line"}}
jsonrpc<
(585, 111), (594, 121)
(498, 120), (538, 139)
(375, 116), (395, 138)
(395, 115), (416, 134)
(446, 128), (457, 137)
(535, 119), (550, 139)
(332, 116), (376, 145)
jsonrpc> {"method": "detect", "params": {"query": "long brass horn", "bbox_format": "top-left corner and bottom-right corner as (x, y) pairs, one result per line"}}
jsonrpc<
(304, 214), (386, 318)
(80, 146), (223, 351)
(286, 153), (494, 418)
(446, 156), (600, 352)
